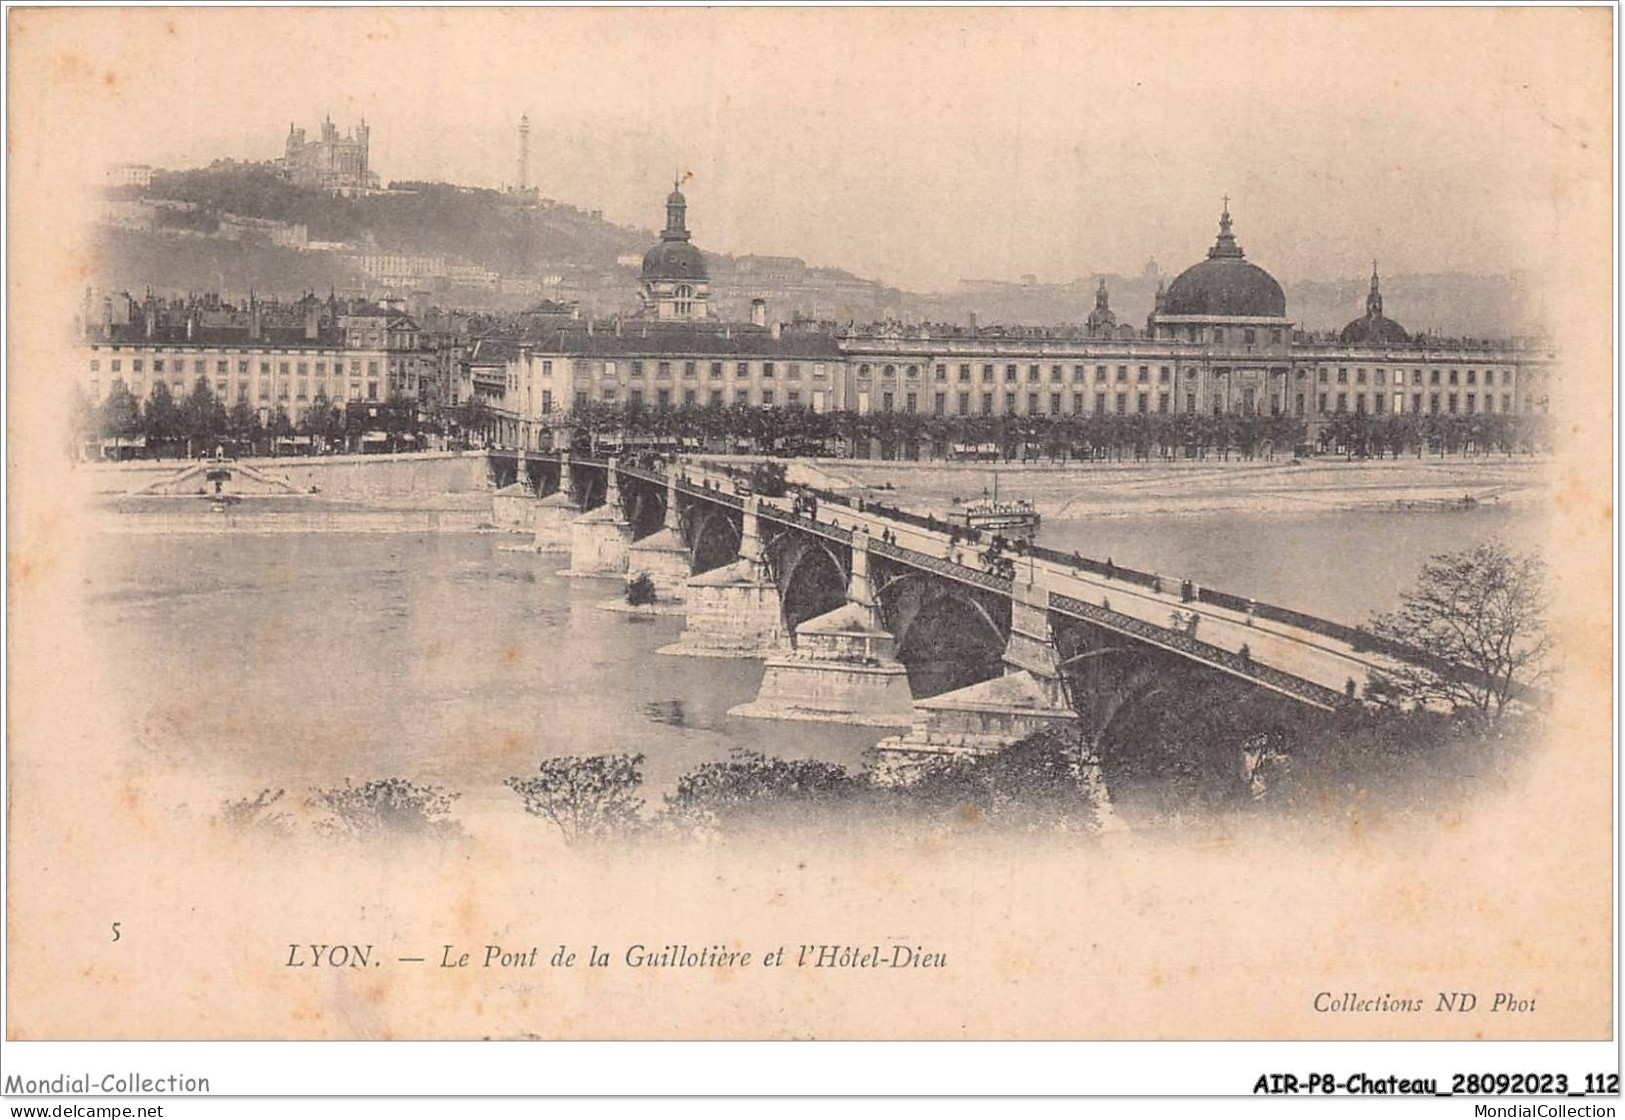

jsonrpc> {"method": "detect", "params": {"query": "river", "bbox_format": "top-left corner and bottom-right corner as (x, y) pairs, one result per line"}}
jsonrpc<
(1037, 503), (1543, 624)
(83, 502), (1540, 824)
(83, 532), (880, 818)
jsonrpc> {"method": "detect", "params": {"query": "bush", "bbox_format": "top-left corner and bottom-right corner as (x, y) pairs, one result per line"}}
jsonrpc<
(664, 749), (865, 831)
(896, 729), (1103, 833)
(220, 788), (295, 837)
(506, 754), (645, 843)
(625, 572), (657, 607)
(307, 778), (462, 841)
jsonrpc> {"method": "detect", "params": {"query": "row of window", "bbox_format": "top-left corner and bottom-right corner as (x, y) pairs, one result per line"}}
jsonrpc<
(1154, 326), (1286, 345)
(517, 382), (1543, 420)
(579, 387), (829, 410)
(88, 378), (386, 404)
(1311, 391), (1523, 416)
(861, 362), (1191, 385)
(539, 359), (831, 380)
(92, 357), (387, 377)
(1312, 367), (1509, 387)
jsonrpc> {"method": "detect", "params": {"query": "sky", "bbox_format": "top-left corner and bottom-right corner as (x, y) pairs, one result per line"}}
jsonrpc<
(14, 7), (1612, 292)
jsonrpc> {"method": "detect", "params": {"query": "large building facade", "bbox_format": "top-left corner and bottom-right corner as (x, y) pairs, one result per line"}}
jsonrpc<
(492, 189), (1552, 447)
(74, 292), (434, 423)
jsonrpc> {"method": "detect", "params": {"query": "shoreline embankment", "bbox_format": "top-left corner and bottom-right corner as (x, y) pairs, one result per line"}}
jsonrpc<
(76, 449), (1551, 532)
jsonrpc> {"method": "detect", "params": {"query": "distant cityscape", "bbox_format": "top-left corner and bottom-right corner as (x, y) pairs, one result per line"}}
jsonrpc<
(76, 113), (1553, 461)
(94, 113), (1547, 335)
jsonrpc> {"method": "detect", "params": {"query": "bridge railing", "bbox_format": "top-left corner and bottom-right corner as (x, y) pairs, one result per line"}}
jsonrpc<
(868, 537), (1015, 595)
(544, 451), (1494, 696)
(1023, 542), (1164, 590)
(1050, 592), (1351, 710)
(757, 504), (855, 546)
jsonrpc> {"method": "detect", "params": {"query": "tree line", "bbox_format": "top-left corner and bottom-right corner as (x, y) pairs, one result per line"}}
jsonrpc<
(71, 376), (437, 458)
(558, 398), (1551, 462)
(74, 376), (1552, 463)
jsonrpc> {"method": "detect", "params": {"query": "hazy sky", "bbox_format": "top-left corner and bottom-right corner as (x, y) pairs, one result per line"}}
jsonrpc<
(17, 7), (1611, 292)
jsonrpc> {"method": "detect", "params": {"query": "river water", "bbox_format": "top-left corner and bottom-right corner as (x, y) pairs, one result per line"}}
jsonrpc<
(1037, 503), (1543, 624)
(83, 503), (1540, 822)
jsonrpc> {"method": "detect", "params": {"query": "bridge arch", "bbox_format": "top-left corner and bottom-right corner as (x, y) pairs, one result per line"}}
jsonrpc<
(571, 466), (607, 510)
(688, 506), (743, 575)
(879, 574), (1010, 698)
(773, 533), (850, 639)
(623, 479), (668, 539)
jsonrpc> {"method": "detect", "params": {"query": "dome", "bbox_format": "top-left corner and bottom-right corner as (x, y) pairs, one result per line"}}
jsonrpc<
(642, 240), (707, 281)
(1339, 264), (1408, 344)
(1339, 314), (1409, 345)
(1162, 258), (1286, 318)
(1159, 204), (1286, 319)
(667, 187), (687, 207)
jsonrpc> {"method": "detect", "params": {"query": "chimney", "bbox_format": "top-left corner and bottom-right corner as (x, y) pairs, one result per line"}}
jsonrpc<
(249, 299), (262, 341)
(305, 304), (319, 341)
(750, 298), (767, 328)
(185, 313), (195, 342)
(101, 297), (113, 335)
(770, 321), (782, 341)
(144, 303), (156, 339)
(968, 310), (978, 335)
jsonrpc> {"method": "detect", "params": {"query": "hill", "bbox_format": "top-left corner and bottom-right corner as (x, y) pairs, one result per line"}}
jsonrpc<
(136, 162), (649, 273)
(93, 163), (1542, 336)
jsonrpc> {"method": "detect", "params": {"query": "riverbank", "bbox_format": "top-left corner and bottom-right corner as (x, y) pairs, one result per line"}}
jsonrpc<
(88, 492), (500, 535)
(793, 454), (1551, 520)
(71, 449), (494, 500)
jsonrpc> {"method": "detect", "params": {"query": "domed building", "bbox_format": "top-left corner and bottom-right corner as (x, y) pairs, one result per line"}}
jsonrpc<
(1339, 263), (1410, 345)
(1150, 200), (1290, 340)
(639, 178), (711, 322)
(1143, 200), (1296, 416)
(1084, 277), (1117, 337)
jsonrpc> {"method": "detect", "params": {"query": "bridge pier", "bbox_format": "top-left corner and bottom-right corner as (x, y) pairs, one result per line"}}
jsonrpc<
(871, 580), (1123, 827)
(730, 531), (914, 726)
(491, 481), (540, 533)
(625, 471), (691, 600)
(561, 457), (632, 578)
(661, 496), (785, 657)
(527, 451), (582, 551)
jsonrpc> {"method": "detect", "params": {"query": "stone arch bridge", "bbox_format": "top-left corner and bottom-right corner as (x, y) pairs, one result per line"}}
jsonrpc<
(489, 449), (1423, 777)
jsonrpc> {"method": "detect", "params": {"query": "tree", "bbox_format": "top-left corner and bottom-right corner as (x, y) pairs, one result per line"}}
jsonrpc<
(227, 400), (260, 452)
(301, 390), (340, 450)
(1367, 540), (1550, 719)
(461, 394), (492, 449)
(220, 788), (295, 837)
(144, 381), (182, 454)
(664, 749), (864, 832)
(899, 728), (1105, 833)
(269, 404), (295, 447)
(625, 572), (657, 607)
(99, 379), (143, 456)
(307, 778), (462, 841)
(182, 376), (228, 457)
(505, 754), (645, 843)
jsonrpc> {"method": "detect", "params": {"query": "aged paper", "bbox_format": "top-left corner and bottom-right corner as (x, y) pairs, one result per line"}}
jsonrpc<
(3, 6), (1613, 1054)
